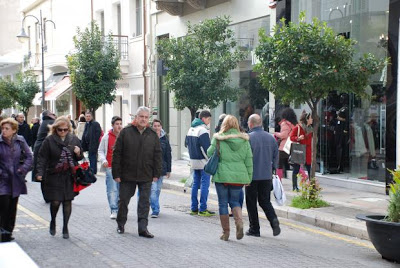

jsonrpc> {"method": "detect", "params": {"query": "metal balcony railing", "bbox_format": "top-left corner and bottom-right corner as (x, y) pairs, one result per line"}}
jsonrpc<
(106, 35), (129, 61)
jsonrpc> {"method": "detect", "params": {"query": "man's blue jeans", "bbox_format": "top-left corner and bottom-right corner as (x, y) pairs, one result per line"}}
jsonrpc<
(150, 176), (164, 215)
(215, 183), (243, 215)
(105, 168), (119, 213)
(191, 169), (210, 212)
(88, 151), (98, 174)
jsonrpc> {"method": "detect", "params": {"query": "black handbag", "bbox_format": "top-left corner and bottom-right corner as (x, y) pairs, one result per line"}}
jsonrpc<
(74, 161), (97, 186)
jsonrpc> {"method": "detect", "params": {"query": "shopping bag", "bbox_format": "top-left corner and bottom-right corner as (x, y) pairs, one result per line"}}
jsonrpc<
(272, 174), (286, 206)
(282, 137), (293, 155)
(289, 143), (306, 165)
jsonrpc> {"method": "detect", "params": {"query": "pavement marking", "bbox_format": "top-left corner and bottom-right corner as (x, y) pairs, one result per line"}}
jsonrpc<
(18, 204), (49, 225)
(163, 189), (375, 250)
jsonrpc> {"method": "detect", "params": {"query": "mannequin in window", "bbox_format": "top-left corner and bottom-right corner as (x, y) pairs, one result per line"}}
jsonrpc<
(334, 94), (349, 173)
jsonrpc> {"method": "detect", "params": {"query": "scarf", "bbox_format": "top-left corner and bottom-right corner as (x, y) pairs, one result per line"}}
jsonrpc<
(54, 146), (75, 174)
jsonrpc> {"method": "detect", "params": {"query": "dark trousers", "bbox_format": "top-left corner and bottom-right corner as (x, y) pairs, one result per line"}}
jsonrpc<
(245, 180), (277, 233)
(278, 150), (290, 177)
(88, 151), (97, 174)
(117, 181), (152, 232)
(0, 195), (19, 234)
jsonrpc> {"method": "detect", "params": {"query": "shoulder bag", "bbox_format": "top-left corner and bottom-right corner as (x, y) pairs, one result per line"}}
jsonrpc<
(282, 125), (293, 155)
(204, 140), (220, 176)
(288, 126), (306, 165)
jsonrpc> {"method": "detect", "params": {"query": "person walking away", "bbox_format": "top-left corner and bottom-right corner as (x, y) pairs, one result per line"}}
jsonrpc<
(290, 112), (313, 191)
(185, 110), (215, 216)
(67, 115), (76, 131)
(207, 115), (253, 241)
(81, 111), (102, 174)
(274, 108), (297, 179)
(0, 118), (33, 241)
(246, 114), (281, 237)
(150, 119), (172, 218)
(16, 113), (32, 147)
(32, 110), (56, 183)
(112, 106), (162, 238)
(98, 116), (122, 219)
(76, 115), (86, 141)
(36, 116), (83, 239)
(31, 117), (40, 150)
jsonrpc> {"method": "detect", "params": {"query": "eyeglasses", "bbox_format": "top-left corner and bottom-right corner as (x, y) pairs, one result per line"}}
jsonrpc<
(57, 128), (69, 132)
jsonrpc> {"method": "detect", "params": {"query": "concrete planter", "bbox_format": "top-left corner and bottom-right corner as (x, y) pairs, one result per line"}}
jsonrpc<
(356, 214), (400, 263)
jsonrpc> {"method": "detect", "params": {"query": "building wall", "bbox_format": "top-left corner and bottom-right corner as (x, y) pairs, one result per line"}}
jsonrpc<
(150, 0), (272, 159)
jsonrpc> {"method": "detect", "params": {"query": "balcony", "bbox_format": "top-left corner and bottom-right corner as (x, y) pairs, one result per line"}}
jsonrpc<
(153, 0), (228, 16)
(109, 35), (129, 61)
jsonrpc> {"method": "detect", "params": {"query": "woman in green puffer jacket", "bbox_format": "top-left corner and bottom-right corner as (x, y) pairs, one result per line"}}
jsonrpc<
(207, 115), (253, 241)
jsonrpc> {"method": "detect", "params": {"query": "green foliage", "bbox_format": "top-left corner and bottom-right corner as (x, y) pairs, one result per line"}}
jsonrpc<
(386, 169), (400, 222)
(180, 178), (187, 184)
(255, 12), (384, 178)
(0, 79), (15, 114)
(291, 195), (329, 209)
(0, 71), (39, 117)
(157, 16), (245, 120)
(291, 174), (329, 209)
(67, 22), (121, 112)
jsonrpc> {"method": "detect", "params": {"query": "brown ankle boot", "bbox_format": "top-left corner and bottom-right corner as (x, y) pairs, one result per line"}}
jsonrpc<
(219, 215), (230, 241)
(232, 207), (243, 240)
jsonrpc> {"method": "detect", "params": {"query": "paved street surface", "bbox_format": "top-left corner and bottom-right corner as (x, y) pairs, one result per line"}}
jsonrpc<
(8, 172), (398, 268)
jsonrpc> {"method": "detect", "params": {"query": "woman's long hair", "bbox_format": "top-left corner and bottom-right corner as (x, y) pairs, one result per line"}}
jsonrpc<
(280, 108), (298, 125)
(219, 115), (240, 134)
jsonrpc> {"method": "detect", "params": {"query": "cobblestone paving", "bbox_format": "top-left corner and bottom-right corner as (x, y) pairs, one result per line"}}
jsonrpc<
(11, 176), (398, 268)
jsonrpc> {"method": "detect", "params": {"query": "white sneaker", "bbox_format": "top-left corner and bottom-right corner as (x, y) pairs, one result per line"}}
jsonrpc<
(151, 214), (158, 218)
(110, 212), (117, 219)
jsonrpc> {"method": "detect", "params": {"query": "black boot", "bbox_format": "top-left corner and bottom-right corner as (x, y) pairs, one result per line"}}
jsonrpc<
(49, 220), (56, 236)
(271, 218), (281, 236)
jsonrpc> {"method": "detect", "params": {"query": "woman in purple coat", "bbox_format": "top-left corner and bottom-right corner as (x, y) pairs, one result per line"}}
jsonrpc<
(0, 118), (33, 242)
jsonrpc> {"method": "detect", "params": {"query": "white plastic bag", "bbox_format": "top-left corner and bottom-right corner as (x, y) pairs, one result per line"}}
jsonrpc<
(272, 174), (286, 206)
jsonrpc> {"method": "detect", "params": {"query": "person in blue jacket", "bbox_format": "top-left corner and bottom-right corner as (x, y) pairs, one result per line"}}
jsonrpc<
(150, 119), (172, 218)
(185, 110), (215, 217)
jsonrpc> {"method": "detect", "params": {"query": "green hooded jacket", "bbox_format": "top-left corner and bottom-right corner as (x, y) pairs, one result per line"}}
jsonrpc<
(207, 129), (253, 184)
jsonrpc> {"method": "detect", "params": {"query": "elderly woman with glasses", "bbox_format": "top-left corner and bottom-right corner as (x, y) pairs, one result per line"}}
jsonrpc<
(36, 116), (83, 239)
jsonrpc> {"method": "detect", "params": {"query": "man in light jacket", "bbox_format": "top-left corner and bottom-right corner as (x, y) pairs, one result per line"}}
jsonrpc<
(246, 114), (281, 237)
(185, 110), (215, 217)
(98, 116), (122, 220)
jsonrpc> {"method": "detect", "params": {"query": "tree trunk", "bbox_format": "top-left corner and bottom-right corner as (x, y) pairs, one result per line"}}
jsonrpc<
(310, 107), (319, 179)
(189, 107), (197, 122)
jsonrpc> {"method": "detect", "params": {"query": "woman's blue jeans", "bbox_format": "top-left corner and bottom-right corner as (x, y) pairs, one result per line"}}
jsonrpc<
(150, 176), (164, 215)
(215, 183), (243, 215)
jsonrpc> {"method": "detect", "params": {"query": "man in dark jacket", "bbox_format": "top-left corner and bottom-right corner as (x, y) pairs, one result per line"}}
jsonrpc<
(16, 113), (32, 146)
(112, 106), (162, 238)
(81, 111), (102, 174)
(246, 114), (281, 237)
(32, 110), (56, 182)
(31, 117), (40, 150)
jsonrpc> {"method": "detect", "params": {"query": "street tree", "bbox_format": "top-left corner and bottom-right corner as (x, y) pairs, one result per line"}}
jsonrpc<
(156, 16), (245, 121)
(255, 13), (384, 178)
(67, 22), (121, 113)
(0, 79), (14, 115)
(2, 71), (39, 118)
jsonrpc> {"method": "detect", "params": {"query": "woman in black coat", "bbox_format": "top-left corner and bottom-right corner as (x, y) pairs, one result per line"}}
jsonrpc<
(36, 116), (83, 239)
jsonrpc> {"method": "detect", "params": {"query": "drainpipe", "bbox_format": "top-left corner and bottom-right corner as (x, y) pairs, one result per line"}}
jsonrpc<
(91, 0), (93, 21)
(143, 0), (147, 106)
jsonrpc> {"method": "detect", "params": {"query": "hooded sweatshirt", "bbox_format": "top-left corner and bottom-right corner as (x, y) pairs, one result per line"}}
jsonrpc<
(207, 129), (253, 184)
(185, 118), (210, 170)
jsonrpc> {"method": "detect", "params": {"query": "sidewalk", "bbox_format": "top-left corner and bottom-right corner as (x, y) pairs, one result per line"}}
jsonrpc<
(164, 160), (389, 241)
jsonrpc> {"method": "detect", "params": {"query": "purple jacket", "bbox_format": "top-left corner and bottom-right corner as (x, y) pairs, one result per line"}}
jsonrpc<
(0, 135), (33, 197)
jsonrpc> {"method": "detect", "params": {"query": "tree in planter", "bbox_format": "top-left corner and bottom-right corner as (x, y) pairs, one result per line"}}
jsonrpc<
(255, 12), (384, 178)
(1, 71), (39, 118)
(156, 16), (246, 121)
(67, 22), (121, 113)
